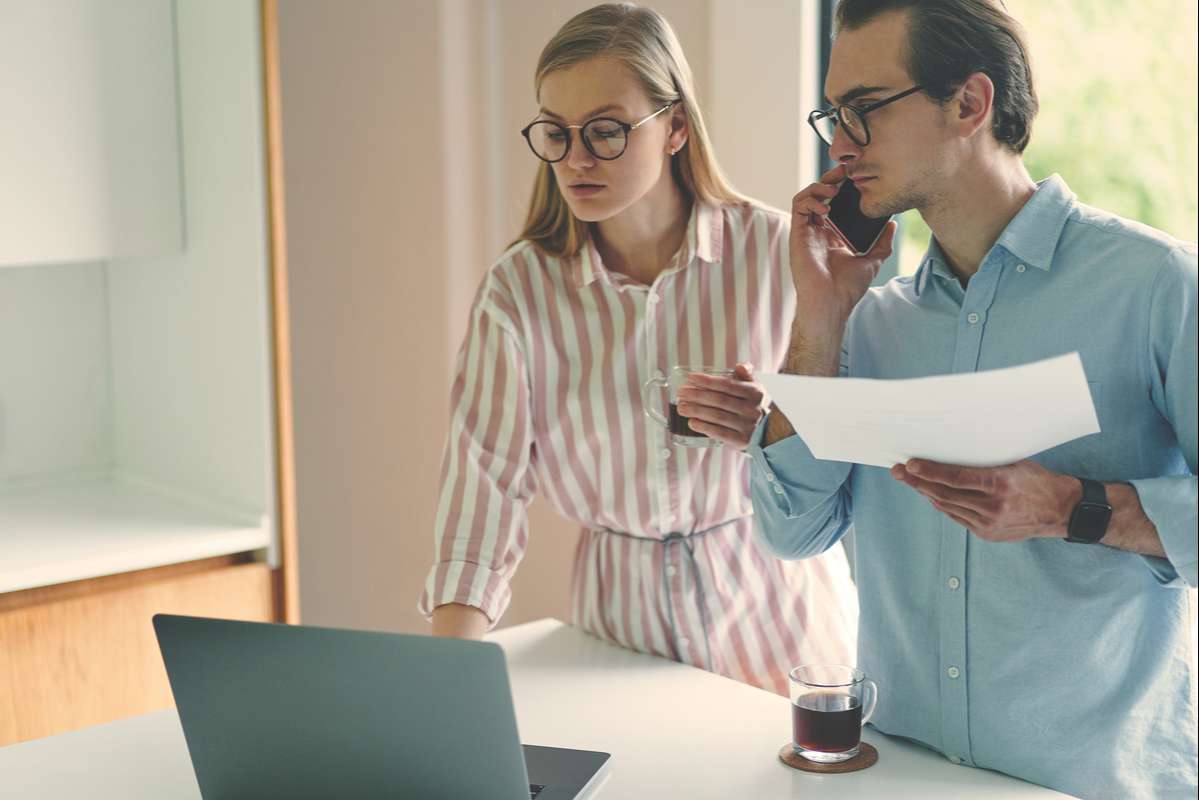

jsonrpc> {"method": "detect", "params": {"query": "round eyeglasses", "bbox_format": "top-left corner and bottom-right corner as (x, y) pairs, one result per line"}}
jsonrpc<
(808, 85), (924, 148)
(520, 101), (677, 163)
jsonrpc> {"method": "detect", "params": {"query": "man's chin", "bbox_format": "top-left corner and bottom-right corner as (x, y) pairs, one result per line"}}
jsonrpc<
(861, 195), (909, 219)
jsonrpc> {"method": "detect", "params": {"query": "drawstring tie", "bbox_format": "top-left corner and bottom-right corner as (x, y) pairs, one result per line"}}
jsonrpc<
(599, 518), (742, 671)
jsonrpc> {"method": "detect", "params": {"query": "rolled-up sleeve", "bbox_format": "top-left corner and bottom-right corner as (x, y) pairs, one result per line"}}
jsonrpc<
(747, 413), (855, 560)
(417, 298), (537, 626)
(1132, 245), (1198, 587)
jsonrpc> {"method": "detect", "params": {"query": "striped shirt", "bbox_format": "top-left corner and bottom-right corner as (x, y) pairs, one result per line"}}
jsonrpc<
(419, 201), (857, 694)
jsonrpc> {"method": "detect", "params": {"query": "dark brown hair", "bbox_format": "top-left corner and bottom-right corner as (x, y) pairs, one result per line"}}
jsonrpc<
(835, 0), (1038, 153)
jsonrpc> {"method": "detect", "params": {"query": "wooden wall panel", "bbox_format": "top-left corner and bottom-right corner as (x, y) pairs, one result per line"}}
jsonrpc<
(0, 560), (273, 746)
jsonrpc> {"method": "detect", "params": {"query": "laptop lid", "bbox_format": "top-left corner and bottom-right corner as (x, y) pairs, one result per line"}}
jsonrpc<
(153, 614), (536, 800)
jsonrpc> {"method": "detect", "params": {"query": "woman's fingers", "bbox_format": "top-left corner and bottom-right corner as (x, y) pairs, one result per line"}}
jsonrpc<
(676, 400), (760, 433)
(685, 417), (751, 448)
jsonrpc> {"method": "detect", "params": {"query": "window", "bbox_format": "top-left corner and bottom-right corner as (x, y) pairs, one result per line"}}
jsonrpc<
(893, 0), (1198, 274)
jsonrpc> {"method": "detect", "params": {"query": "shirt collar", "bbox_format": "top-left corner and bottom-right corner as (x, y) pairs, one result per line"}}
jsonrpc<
(913, 174), (1076, 296)
(576, 200), (723, 287)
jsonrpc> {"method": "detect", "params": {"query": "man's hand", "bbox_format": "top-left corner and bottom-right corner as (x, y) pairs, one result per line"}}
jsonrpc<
(675, 363), (770, 450)
(790, 163), (898, 331)
(765, 165), (899, 448)
(890, 458), (1080, 542)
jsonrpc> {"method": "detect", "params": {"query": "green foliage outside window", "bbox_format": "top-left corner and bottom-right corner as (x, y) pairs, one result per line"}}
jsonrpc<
(896, 0), (1199, 275)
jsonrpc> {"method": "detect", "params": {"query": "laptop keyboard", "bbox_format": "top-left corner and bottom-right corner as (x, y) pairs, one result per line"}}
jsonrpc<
(529, 784), (546, 798)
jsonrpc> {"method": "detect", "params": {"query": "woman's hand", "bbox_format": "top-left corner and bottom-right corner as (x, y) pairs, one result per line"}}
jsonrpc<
(674, 363), (771, 450)
(431, 603), (490, 639)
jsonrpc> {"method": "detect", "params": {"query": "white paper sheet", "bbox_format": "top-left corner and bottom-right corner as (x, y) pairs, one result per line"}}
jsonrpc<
(759, 353), (1101, 468)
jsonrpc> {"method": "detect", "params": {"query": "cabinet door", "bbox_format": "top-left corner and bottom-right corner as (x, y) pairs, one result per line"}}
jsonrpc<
(0, 557), (274, 746)
(0, 0), (182, 268)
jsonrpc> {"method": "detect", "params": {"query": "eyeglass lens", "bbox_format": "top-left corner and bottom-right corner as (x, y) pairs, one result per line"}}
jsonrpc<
(526, 119), (628, 162)
(812, 107), (869, 147)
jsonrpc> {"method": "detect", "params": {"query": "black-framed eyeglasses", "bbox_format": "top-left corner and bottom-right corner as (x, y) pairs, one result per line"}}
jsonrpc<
(520, 101), (677, 163)
(808, 85), (924, 147)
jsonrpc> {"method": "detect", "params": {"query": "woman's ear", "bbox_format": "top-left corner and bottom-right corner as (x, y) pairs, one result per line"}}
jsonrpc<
(668, 103), (689, 154)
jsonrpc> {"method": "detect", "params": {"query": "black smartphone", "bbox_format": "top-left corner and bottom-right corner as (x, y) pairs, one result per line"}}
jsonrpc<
(826, 178), (891, 255)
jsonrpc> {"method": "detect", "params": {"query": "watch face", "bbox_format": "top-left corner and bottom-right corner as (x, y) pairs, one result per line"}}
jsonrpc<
(1071, 502), (1112, 540)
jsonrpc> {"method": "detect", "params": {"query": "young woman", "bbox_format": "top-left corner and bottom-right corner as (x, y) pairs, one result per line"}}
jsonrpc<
(419, 3), (856, 694)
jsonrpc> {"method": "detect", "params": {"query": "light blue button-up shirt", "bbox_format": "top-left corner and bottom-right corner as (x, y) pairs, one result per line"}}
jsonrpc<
(749, 176), (1197, 799)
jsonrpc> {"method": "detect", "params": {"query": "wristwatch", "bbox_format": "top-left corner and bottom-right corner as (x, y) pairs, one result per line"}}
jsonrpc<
(1065, 478), (1112, 544)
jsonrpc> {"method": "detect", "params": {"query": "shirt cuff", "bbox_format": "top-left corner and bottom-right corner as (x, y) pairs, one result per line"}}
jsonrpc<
(417, 560), (513, 627)
(1129, 476), (1198, 588)
(748, 411), (854, 518)
(747, 411), (855, 559)
(747, 414), (798, 517)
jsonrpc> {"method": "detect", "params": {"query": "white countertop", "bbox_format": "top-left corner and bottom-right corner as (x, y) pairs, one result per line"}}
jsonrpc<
(0, 618), (1071, 799)
(0, 477), (269, 593)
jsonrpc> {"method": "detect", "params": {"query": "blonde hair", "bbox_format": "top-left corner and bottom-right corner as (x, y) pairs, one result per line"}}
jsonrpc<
(514, 3), (746, 258)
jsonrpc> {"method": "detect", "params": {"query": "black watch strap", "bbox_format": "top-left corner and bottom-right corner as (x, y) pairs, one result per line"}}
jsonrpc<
(1065, 478), (1112, 544)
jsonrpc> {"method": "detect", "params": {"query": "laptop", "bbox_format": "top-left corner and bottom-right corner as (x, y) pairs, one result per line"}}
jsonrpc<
(153, 614), (611, 800)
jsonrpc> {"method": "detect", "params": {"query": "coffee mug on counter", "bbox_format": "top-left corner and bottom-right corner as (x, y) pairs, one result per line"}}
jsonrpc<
(789, 664), (878, 764)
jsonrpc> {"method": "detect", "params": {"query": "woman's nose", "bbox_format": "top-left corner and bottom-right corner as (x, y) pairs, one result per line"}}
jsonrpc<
(565, 130), (596, 169)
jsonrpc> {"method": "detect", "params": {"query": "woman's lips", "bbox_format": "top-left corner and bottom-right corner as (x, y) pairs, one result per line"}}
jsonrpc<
(567, 183), (605, 198)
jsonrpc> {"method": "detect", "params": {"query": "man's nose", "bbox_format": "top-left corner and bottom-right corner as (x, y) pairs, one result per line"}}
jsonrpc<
(827, 124), (863, 166)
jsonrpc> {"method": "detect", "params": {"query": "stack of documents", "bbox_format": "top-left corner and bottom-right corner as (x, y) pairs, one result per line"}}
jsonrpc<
(758, 353), (1100, 468)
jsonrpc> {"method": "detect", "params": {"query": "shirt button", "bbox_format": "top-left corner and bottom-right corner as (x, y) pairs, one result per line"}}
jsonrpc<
(1016, 264), (1027, 273)
(661, 448), (672, 459)
(967, 312), (981, 324)
(765, 473), (775, 482)
(947, 666), (961, 679)
(774, 484), (785, 495)
(947, 577), (961, 590)
(665, 565), (677, 578)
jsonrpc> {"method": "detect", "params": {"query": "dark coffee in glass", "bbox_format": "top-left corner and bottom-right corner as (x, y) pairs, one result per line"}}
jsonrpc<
(792, 692), (863, 753)
(668, 402), (706, 438)
(788, 664), (877, 764)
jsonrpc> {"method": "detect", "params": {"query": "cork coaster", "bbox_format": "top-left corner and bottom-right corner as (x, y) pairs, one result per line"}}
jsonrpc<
(777, 742), (879, 774)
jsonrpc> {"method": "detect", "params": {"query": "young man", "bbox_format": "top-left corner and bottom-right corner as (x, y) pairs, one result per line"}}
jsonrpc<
(746, 1), (1197, 798)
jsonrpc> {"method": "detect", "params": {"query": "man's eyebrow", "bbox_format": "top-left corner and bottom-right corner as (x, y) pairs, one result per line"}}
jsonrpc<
(539, 103), (624, 120)
(825, 85), (890, 106)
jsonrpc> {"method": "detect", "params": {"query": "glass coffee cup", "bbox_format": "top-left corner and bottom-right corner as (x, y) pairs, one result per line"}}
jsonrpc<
(789, 664), (878, 764)
(642, 365), (735, 447)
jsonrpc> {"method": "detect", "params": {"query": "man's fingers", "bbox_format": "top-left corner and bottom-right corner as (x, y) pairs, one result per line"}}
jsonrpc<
(932, 500), (983, 532)
(866, 219), (899, 260)
(819, 163), (848, 185)
(894, 468), (992, 512)
(904, 459), (986, 490)
(793, 197), (834, 217)
(791, 182), (840, 212)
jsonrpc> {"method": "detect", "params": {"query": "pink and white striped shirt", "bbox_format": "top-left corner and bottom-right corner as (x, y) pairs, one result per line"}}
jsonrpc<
(419, 201), (857, 694)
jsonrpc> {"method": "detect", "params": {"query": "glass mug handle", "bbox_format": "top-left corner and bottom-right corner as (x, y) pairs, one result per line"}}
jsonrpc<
(860, 678), (878, 727)
(642, 375), (670, 429)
